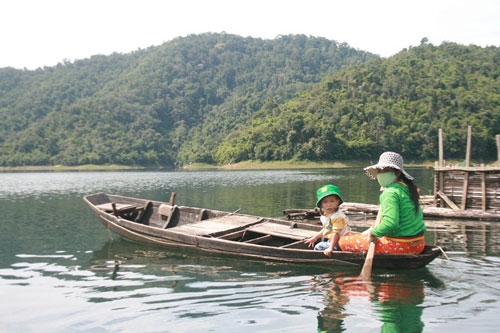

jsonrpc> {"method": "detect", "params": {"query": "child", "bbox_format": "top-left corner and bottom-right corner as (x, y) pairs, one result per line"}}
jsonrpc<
(304, 184), (350, 257)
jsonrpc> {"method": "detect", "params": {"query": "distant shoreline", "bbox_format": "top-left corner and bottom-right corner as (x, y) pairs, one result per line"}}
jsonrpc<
(0, 164), (145, 172)
(184, 160), (369, 170)
(0, 160), (436, 172)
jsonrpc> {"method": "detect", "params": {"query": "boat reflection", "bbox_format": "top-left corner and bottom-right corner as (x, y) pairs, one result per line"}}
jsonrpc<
(88, 238), (330, 280)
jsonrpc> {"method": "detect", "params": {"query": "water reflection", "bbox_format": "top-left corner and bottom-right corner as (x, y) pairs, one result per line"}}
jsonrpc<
(424, 220), (500, 257)
(90, 238), (329, 279)
(84, 239), (332, 331)
(314, 269), (445, 332)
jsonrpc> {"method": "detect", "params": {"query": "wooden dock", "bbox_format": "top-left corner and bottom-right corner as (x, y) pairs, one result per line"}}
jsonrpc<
(284, 126), (500, 221)
(433, 126), (500, 215)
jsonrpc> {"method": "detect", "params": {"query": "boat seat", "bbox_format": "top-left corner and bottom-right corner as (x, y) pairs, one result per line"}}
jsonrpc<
(158, 204), (180, 229)
(173, 215), (264, 236)
(135, 201), (153, 224)
(96, 202), (138, 219)
(246, 222), (317, 240)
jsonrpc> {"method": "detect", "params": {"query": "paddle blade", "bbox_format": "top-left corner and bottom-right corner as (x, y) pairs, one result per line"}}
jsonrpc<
(359, 208), (381, 280)
(359, 241), (376, 280)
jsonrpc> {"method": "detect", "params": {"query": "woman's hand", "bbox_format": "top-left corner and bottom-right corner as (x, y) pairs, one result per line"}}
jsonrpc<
(362, 227), (377, 243)
(361, 227), (372, 240)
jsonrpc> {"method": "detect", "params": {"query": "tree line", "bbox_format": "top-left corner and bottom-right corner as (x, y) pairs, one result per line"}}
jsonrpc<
(0, 33), (498, 167)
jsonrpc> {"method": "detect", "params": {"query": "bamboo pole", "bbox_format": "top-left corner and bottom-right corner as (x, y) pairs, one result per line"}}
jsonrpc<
(460, 126), (472, 210)
(433, 161), (439, 207)
(438, 128), (444, 207)
(439, 128), (444, 167)
(496, 134), (500, 167)
(481, 163), (487, 211)
(465, 125), (471, 167)
(438, 191), (460, 210)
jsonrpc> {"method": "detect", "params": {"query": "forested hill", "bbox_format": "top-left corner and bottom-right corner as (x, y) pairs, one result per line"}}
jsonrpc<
(1, 34), (499, 168)
(214, 42), (500, 164)
(0, 33), (374, 167)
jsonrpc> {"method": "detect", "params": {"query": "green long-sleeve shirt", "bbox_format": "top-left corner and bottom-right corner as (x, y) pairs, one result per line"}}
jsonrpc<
(372, 181), (426, 238)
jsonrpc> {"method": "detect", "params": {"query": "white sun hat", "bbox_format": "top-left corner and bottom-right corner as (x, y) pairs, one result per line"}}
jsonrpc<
(364, 152), (414, 180)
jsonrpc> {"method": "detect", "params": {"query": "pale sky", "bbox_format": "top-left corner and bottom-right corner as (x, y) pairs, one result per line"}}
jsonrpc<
(1, 0), (499, 70)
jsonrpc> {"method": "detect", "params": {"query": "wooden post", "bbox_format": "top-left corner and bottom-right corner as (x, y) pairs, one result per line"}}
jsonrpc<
(437, 128), (444, 207)
(461, 126), (472, 210)
(439, 128), (444, 167)
(465, 125), (471, 167)
(481, 163), (487, 211)
(496, 134), (500, 167)
(433, 161), (439, 206)
(111, 202), (119, 216)
(169, 192), (176, 206)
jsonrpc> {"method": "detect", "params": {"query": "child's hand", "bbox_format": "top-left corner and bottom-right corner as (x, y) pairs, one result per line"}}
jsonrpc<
(304, 237), (315, 247)
(323, 248), (333, 257)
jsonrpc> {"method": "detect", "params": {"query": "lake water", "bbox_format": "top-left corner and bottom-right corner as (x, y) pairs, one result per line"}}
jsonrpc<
(0, 168), (499, 332)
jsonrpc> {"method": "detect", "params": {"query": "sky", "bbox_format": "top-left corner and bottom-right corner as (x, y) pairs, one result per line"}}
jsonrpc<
(1, 0), (499, 70)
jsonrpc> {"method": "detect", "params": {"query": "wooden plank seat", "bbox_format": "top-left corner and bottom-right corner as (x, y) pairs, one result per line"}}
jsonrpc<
(172, 215), (264, 236)
(135, 201), (153, 224)
(96, 202), (138, 218)
(245, 222), (317, 240)
(280, 240), (309, 248)
(244, 234), (273, 244)
(158, 204), (180, 229)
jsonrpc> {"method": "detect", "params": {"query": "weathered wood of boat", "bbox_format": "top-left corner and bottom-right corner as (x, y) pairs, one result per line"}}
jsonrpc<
(83, 193), (443, 269)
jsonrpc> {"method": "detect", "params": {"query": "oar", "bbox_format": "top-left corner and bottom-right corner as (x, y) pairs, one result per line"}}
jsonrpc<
(359, 208), (381, 280)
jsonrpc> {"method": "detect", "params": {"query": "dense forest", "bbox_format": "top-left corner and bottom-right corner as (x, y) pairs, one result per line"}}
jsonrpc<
(214, 42), (500, 164)
(0, 33), (499, 167)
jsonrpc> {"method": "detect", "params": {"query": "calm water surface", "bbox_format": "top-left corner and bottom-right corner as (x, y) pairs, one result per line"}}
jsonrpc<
(0, 169), (499, 332)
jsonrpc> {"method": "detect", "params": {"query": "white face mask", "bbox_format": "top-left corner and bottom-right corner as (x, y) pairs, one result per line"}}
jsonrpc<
(376, 171), (397, 187)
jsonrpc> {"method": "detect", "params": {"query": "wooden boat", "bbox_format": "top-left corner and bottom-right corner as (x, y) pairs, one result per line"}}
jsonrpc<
(83, 192), (443, 269)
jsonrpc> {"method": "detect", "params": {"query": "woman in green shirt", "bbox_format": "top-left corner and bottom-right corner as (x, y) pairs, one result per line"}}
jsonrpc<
(339, 152), (426, 254)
